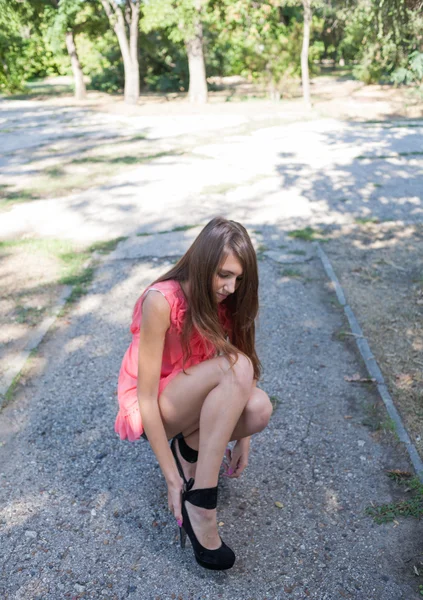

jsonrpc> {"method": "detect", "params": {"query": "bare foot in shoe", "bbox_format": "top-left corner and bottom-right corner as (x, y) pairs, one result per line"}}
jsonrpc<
(184, 503), (221, 550)
(175, 438), (197, 482)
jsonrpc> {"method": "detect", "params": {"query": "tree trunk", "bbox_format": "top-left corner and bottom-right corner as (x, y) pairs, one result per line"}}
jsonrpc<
(185, 18), (208, 104)
(101, 0), (140, 105)
(301, 0), (312, 108)
(65, 30), (86, 101)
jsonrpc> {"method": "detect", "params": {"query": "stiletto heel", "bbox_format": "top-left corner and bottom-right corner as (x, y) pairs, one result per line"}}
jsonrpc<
(180, 478), (235, 570)
(180, 526), (187, 548)
(171, 434), (198, 484)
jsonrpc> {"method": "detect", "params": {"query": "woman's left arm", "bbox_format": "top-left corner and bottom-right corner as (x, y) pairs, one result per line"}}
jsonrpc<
(223, 436), (251, 478)
(223, 378), (257, 478)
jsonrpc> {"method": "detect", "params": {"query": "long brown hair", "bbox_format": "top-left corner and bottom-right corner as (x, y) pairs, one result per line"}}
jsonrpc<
(152, 217), (262, 380)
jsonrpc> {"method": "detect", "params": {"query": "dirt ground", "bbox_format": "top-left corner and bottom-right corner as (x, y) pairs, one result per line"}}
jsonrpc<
(323, 221), (423, 458)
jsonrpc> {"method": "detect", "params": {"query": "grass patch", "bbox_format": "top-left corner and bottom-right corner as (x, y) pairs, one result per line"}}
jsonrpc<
(355, 217), (380, 225)
(64, 267), (96, 304)
(357, 151), (423, 160)
(45, 166), (65, 178)
(256, 244), (268, 253)
(287, 227), (328, 242)
(0, 187), (39, 208)
(88, 237), (128, 254)
(280, 268), (302, 278)
(201, 182), (237, 195)
(361, 400), (386, 431)
(366, 475), (423, 523)
(1, 150), (176, 208)
(71, 151), (171, 165)
(335, 329), (348, 340)
(2, 348), (38, 407)
(0, 236), (123, 299)
(287, 249), (307, 255)
(158, 224), (199, 234)
(270, 395), (281, 412)
(136, 232), (153, 237)
(14, 304), (45, 326)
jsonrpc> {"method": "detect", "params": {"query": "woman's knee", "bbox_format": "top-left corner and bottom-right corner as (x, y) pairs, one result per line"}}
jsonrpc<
(246, 389), (273, 433)
(224, 353), (254, 391)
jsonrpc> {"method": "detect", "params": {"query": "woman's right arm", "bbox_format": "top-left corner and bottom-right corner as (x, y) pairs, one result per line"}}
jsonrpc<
(137, 291), (182, 490)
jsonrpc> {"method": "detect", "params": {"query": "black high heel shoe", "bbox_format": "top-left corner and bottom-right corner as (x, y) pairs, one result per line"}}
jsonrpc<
(170, 433), (198, 485)
(180, 478), (235, 570)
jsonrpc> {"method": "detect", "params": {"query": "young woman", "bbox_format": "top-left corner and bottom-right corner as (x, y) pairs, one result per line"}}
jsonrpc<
(115, 217), (272, 570)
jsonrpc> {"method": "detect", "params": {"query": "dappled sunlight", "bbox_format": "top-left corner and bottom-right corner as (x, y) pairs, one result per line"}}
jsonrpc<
(0, 494), (47, 532)
(75, 295), (103, 317)
(324, 488), (343, 514)
(63, 335), (91, 355)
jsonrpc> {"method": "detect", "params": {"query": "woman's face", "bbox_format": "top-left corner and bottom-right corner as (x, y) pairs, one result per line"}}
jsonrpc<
(214, 251), (244, 303)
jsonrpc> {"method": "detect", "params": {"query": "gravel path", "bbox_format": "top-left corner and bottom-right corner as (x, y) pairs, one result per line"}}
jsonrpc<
(1, 95), (422, 598)
(0, 228), (421, 599)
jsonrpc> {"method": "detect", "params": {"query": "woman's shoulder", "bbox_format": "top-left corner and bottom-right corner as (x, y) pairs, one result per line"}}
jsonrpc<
(130, 280), (183, 335)
(143, 279), (182, 298)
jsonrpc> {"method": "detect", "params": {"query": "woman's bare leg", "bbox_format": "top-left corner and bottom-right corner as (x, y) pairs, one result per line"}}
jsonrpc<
(158, 354), (272, 549)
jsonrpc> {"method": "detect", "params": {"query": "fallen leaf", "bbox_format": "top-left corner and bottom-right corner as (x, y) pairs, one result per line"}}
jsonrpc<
(386, 469), (412, 479)
(275, 501), (284, 509)
(344, 415), (353, 419)
(344, 373), (376, 383)
(414, 565), (420, 576)
(395, 373), (414, 388)
(218, 521), (224, 526)
(393, 519), (400, 527)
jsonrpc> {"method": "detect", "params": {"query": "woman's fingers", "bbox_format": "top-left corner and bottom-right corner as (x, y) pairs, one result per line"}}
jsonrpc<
(168, 480), (183, 524)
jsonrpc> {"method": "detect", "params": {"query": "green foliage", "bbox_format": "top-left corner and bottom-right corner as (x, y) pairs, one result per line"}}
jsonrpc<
(140, 30), (189, 92)
(84, 31), (125, 93)
(392, 51), (423, 88)
(341, 0), (419, 83)
(142, 0), (202, 44)
(209, 1), (305, 92)
(1, 0), (423, 97)
(0, 0), (62, 93)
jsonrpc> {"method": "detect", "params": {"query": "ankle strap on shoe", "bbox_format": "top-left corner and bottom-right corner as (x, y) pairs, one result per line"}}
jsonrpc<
(176, 433), (198, 463)
(185, 486), (218, 509)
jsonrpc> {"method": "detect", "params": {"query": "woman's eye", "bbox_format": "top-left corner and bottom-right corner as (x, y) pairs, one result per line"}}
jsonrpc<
(219, 273), (228, 278)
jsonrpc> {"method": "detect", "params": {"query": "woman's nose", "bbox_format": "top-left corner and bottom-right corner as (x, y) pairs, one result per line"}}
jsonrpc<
(227, 278), (237, 293)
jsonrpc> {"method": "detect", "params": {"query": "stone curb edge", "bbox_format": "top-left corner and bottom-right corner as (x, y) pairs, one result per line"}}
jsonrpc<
(316, 242), (423, 483)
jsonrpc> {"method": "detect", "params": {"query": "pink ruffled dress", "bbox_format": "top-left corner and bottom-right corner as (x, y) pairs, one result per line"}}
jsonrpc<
(115, 279), (232, 441)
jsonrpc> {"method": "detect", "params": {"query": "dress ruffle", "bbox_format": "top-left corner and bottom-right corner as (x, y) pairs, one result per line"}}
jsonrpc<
(114, 403), (143, 442)
(171, 294), (187, 335)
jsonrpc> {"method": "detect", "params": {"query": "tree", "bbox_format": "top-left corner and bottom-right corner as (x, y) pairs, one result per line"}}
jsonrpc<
(49, 0), (87, 100)
(142, 0), (208, 104)
(0, 0), (61, 93)
(100, 0), (140, 104)
(301, 0), (312, 107)
(211, 0), (302, 100)
(185, 0), (208, 103)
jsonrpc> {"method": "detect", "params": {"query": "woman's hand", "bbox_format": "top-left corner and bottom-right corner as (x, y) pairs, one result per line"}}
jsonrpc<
(167, 476), (184, 525)
(223, 437), (251, 478)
